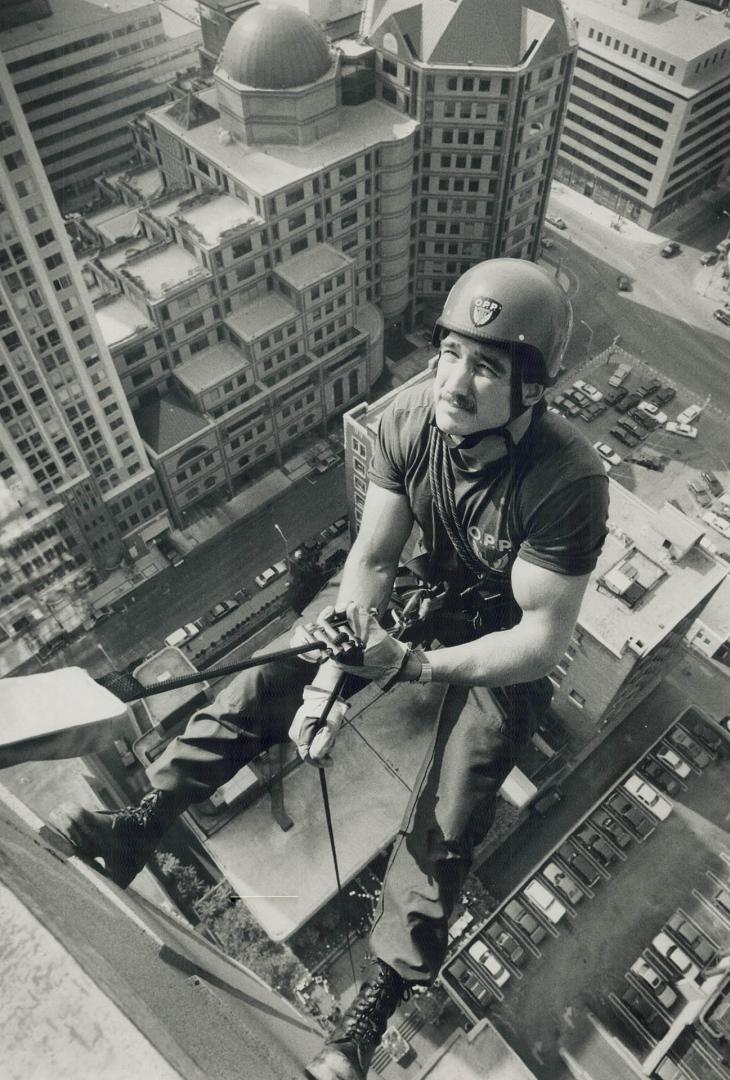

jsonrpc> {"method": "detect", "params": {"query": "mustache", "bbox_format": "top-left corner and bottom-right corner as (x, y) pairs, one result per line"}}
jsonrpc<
(439, 391), (476, 414)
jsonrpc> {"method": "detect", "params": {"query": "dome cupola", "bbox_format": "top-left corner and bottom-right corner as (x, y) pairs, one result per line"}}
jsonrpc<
(220, 2), (332, 90)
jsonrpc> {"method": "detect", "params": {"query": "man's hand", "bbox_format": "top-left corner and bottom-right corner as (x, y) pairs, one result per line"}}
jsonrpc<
(331, 602), (410, 689)
(288, 685), (349, 768)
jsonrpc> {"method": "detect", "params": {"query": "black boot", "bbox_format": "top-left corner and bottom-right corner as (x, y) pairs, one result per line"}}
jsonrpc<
(50, 790), (184, 889)
(305, 960), (411, 1080)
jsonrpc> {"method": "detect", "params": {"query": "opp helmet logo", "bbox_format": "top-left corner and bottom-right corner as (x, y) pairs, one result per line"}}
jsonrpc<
(470, 296), (502, 328)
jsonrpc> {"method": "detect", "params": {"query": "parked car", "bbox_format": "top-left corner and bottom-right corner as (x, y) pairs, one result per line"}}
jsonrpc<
(666, 912), (716, 966)
(615, 391), (642, 414)
(624, 773), (672, 820)
(608, 362), (632, 387)
(254, 560), (288, 589)
(485, 921), (526, 967)
(320, 516), (349, 541)
(680, 710), (722, 752)
(687, 480), (712, 508)
(605, 386), (628, 406)
(629, 408), (659, 431)
(637, 758), (680, 797)
(639, 381), (661, 398)
(543, 861), (583, 905)
(701, 471), (724, 498)
(616, 418), (644, 438)
(580, 402), (606, 422)
(655, 745), (691, 780)
(665, 421), (697, 439)
(637, 401), (667, 425)
(717, 500), (730, 522)
(651, 386), (676, 406)
(575, 824), (617, 866)
(504, 899), (547, 945)
(568, 388), (590, 408)
(573, 380), (603, 402)
(617, 275), (632, 291)
(668, 726), (711, 767)
(558, 844), (601, 887)
(546, 215), (567, 229)
(560, 399), (581, 417)
(611, 427), (641, 448)
(590, 808), (632, 849)
(541, 236), (554, 249)
(468, 940), (511, 986)
(714, 888), (730, 917)
(700, 251), (719, 265)
(605, 792), (654, 839)
(208, 599), (239, 622)
(660, 241), (681, 257)
(164, 622), (201, 649)
(631, 957), (678, 1009)
(620, 988), (670, 1038)
(713, 308), (730, 327)
(676, 403), (702, 425)
(448, 957), (493, 1006)
(594, 442), (621, 467)
(157, 534), (185, 567)
(652, 931), (699, 981)
(703, 511), (730, 539)
(524, 878), (566, 923)
(448, 910), (474, 942)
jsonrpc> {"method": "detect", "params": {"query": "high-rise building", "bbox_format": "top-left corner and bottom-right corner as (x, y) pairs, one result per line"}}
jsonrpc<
(0, 56), (169, 665)
(0, 0), (201, 213)
(559, 0), (730, 226)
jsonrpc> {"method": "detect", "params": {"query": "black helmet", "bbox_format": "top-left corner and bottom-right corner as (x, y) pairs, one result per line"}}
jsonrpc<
(432, 257), (573, 387)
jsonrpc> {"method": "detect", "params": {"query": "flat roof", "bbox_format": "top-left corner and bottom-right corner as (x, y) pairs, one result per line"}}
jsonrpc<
(421, 1021), (537, 1079)
(693, 577), (730, 640)
(117, 243), (210, 301)
(0, 0), (151, 49)
(104, 166), (165, 202)
(579, 481), (727, 659)
(225, 292), (299, 340)
(94, 295), (152, 348)
(174, 193), (263, 247)
(175, 341), (252, 393)
(275, 243), (351, 290)
(98, 236), (156, 272)
(133, 390), (210, 455)
(151, 93), (418, 197)
(132, 646), (204, 727)
(84, 204), (141, 243)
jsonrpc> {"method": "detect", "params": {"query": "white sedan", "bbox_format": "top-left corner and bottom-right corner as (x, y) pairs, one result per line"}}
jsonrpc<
(656, 746), (691, 779)
(665, 421), (697, 439)
(677, 404), (702, 425)
(468, 940), (511, 986)
(703, 511), (730, 539)
(624, 773), (672, 820)
(254, 560), (288, 589)
(636, 401), (667, 425)
(594, 442), (621, 467)
(573, 379), (603, 402)
(652, 932), (699, 981)
(631, 957), (678, 1010)
(524, 878), (566, 923)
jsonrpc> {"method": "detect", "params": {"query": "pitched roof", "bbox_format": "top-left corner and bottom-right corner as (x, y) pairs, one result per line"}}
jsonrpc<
(133, 390), (210, 455)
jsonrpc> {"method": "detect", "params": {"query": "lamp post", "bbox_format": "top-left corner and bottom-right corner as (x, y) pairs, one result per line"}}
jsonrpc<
(273, 522), (291, 574)
(580, 319), (594, 359)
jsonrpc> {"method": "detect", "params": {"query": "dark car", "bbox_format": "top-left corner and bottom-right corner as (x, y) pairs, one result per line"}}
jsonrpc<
(680, 710), (722, 752)
(575, 825), (618, 866)
(651, 386), (676, 406)
(615, 391), (642, 414)
(713, 308), (730, 327)
(486, 921), (527, 967)
(558, 844), (601, 887)
(639, 382), (661, 398)
(568, 389), (590, 408)
(208, 599), (239, 622)
(669, 726), (711, 767)
(617, 275), (632, 291)
(629, 408), (659, 431)
(617, 418), (644, 438)
(701, 471), (724, 498)
(606, 792), (654, 839)
(504, 899), (547, 945)
(637, 758), (680, 797)
(590, 808), (632, 849)
(621, 988), (670, 1038)
(605, 386), (628, 406)
(661, 241), (681, 258)
(447, 957), (493, 1008)
(611, 427), (641, 448)
(666, 913), (716, 965)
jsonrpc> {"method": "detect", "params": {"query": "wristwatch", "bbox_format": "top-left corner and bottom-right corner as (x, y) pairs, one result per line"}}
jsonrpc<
(411, 648), (432, 684)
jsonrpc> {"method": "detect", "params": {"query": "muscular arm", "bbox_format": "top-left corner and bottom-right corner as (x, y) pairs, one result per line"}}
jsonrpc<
(423, 556), (590, 687)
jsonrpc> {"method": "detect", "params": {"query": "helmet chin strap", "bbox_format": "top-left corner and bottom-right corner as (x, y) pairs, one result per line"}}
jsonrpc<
(446, 368), (530, 453)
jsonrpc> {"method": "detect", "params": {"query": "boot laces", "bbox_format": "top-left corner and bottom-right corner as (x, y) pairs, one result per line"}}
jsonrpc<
(111, 791), (162, 831)
(339, 961), (411, 1050)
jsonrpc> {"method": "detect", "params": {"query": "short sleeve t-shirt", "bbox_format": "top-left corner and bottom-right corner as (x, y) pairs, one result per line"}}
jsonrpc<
(369, 377), (609, 625)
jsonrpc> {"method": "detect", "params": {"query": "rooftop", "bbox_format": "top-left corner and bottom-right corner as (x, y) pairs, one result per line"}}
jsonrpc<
(133, 390), (211, 456)
(690, 576), (730, 642)
(581, 481), (728, 659)
(105, 166), (166, 203)
(94, 295), (152, 348)
(132, 646), (209, 728)
(0, 0), (154, 49)
(219, 2), (333, 90)
(152, 93), (418, 197)
(275, 243), (351, 290)
(175, 341), (252, 393)
(117, 243), (210, 302)
(174, 193), (263, 248)
(84, 205), (141, 245)
(225, 292), (299, 340)
(420, 1019), (537, 1079)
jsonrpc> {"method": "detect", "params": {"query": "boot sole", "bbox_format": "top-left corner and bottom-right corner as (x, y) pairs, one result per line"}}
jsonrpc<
(304, 1048), (364, 1080)
(46, 807), (137, 889)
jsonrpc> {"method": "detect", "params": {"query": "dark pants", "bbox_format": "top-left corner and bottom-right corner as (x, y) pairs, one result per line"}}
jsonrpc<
(149, 655), (550, 983)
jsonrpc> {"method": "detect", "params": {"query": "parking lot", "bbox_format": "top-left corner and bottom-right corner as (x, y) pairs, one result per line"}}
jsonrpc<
(549, 351), (730, 559)
(441, 705), (730, 1078)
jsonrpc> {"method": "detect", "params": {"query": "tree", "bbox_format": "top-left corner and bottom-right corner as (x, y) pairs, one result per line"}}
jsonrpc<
(288, 549), (325, 614)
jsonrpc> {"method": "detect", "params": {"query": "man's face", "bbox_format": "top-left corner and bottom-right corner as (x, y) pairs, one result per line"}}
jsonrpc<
(433, 331), (514, 436)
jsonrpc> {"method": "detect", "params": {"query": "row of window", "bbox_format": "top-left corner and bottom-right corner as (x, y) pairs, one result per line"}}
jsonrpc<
(565, 110), (658, 166)
(584, 25), (676, 76)
(575, 57), (674, 113)
(7, 15), (162, 73)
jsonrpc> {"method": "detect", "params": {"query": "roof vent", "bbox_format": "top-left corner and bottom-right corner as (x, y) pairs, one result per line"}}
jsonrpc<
(218, 128), (233, 146)
(626, 635), (646, 657)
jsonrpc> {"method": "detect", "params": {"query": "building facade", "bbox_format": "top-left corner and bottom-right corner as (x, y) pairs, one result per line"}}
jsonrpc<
(0, 56), (169, 667)
(559, 0), (730, 226)
(0, 0), (201, 213)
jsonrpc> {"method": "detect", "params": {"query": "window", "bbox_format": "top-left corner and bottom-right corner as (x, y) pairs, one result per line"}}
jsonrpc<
(232, 237), (251, 259)
(285, 186), (305, 206)
(568, 690), (585, 709)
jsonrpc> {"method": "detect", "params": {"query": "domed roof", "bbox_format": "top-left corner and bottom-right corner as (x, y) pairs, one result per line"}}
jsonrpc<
(220, 2), (332, 90)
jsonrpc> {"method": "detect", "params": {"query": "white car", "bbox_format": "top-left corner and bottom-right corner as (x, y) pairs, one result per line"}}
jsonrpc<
(164, 622), (200, 649)
(656, 746), (691, 780)
(254, 560), (288, 589)
(677, 404), (702, 425)
(652, 932), (699, 981)
(624, 773), (672, 820)
(664, 421), (697, 439)
(594, 442), (621, 467)
(468, 940), (510, 986)
(524, 878), (566, 923)
(636, 401), (667, 425)
(573, 380), (603, 403)
(631, 957), (678, 1009)
(608, 362), (632, 387)
(703, 511), (730, 539)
